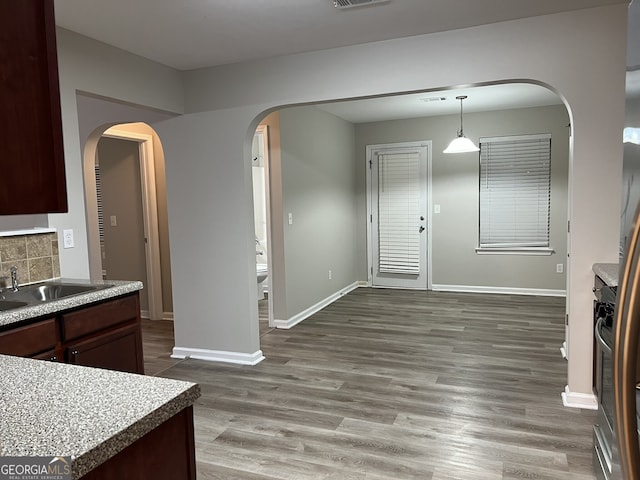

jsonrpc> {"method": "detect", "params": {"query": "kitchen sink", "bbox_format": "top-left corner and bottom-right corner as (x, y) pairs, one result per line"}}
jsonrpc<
(1, 282), (112, 308)
(0, 300), (29, 311)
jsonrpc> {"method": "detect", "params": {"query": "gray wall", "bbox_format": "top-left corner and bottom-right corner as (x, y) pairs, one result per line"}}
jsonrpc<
(355, 105), (570, 291)
(278, 106), (358, 320)
(45, 6), (627, 391)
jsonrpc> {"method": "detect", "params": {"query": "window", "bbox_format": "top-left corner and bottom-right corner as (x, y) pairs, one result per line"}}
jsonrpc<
(478, 133), (552, 253)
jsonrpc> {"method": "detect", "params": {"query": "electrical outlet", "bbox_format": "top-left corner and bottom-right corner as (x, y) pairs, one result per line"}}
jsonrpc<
(63, 229), (74, 249)
(556, 263), (564, 274)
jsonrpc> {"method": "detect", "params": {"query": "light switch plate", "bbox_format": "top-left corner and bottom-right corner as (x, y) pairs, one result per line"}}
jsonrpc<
(63, 229), (74, 249)
(434, 204), (441, 214)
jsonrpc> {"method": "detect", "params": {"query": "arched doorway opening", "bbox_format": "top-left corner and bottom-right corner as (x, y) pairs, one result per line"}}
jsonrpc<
(83, 122), (172, 321)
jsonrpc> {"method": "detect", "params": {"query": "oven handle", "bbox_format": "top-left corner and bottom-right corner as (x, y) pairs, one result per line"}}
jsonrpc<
(595, 317), (612, 355)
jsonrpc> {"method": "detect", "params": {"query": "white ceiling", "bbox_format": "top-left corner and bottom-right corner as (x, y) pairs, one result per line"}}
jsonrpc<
(53, 0), (627, 72)
(55, 0), (636, 124)
(316, 83), (563, 123)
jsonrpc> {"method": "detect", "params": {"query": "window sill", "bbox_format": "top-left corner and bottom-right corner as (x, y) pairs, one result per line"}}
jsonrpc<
(475, 247), (555, 256)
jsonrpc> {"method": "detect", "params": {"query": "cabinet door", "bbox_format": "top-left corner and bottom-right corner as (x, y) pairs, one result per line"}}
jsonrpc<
(0, 318), (58, 357)
(0, 0), (67, 214)
(67, 323), (144, 374)
(31, 349), (62, 362)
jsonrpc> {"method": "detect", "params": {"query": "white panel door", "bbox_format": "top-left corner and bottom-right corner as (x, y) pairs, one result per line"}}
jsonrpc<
(370, 143), (428, 289)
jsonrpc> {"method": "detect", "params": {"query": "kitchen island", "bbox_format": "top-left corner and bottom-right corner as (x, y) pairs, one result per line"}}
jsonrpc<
(0, 354), (200, 479)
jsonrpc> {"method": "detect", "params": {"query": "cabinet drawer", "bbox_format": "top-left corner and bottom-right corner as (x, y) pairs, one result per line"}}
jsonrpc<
(0, 318), (58, 357)
(62, 294), (139, 342)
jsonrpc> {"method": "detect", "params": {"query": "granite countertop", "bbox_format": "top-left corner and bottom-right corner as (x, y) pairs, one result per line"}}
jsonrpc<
(0, 278), (144, 328)
(593, 263), (619, 287)
(0, 354), (200, 479)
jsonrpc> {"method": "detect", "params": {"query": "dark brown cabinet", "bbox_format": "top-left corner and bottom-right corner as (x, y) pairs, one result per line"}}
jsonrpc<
(31, 349), (61, 362)
(67, 323), (143, 373)
(0, 293), (144, 374)
(0, 0), (67, 214)
(81, 406), (196, 480)
(0, 317), (60, 358)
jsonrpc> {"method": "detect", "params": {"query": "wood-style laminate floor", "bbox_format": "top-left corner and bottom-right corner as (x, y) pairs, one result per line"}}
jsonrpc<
(141, 288), (597, 480)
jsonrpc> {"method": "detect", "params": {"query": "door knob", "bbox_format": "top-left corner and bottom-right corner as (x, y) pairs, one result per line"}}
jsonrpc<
(419, 226), (425, 233)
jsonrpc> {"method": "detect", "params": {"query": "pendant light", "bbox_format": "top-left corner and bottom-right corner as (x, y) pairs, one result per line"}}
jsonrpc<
(443, 95), (479, 154)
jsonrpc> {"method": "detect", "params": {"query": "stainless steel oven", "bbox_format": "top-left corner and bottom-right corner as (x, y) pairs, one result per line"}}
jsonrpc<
(593, 285), (619, 480)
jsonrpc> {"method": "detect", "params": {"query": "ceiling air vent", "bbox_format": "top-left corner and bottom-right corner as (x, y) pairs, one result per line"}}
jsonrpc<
(333, 0), (390, 9)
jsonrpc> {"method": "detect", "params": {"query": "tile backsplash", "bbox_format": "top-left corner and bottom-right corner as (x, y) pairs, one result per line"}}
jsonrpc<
(0, 233), (60, 286)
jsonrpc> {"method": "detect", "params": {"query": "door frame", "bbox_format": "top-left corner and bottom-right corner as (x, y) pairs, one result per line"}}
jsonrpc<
(84, 127), (163, 320)
(366, 140), (433, 290)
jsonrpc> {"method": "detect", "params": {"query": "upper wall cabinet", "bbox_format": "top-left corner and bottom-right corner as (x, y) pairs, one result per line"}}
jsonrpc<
(0, 0), (67, 215)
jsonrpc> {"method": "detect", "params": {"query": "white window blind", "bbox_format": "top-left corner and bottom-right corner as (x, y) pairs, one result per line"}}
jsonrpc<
(479, 134), (551, 248)
(95, 163), (105, 250)
(378, 151), (421, 274)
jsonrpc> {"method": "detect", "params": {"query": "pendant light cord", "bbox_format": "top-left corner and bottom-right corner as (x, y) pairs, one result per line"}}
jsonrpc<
(458, 96), (465, 138)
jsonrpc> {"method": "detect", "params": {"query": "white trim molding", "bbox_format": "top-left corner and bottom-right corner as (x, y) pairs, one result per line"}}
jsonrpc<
(0, 227), (56, 237)
(431, 284), (566, 297)
(273, 282), (359, 329)
(162, 311), (174, 321)
(171, 347), (265, 365)
(561, 385), (597, 410)
(475, 247), (554, 256)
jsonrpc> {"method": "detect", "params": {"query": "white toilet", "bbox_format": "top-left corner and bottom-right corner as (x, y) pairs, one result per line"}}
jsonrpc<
(256, 264), (268, 299)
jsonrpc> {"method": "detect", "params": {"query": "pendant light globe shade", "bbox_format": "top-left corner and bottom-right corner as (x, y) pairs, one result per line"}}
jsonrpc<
(443, 95), (479, 154)
(443, 135), (480, 153)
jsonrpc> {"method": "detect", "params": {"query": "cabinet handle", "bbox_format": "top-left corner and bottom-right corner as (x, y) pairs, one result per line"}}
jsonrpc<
(71, 350), (79, 358)
(50, 355), (57, 362)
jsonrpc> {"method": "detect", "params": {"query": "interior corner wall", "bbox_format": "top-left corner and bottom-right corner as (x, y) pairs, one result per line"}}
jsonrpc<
(355, 104), (570, 292)
(278, 106), (358, 320)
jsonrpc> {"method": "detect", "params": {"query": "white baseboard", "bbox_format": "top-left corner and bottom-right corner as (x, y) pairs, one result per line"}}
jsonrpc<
(140, 310), (174, 321)
(431, 284), (566, 297)
(171, 347), (265, 365)
(273, 281), (359, 329)
(561, 385), (597, 410)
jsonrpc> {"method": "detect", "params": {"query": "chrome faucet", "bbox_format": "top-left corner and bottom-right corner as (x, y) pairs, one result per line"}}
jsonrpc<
(10, 266), (19, 292)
